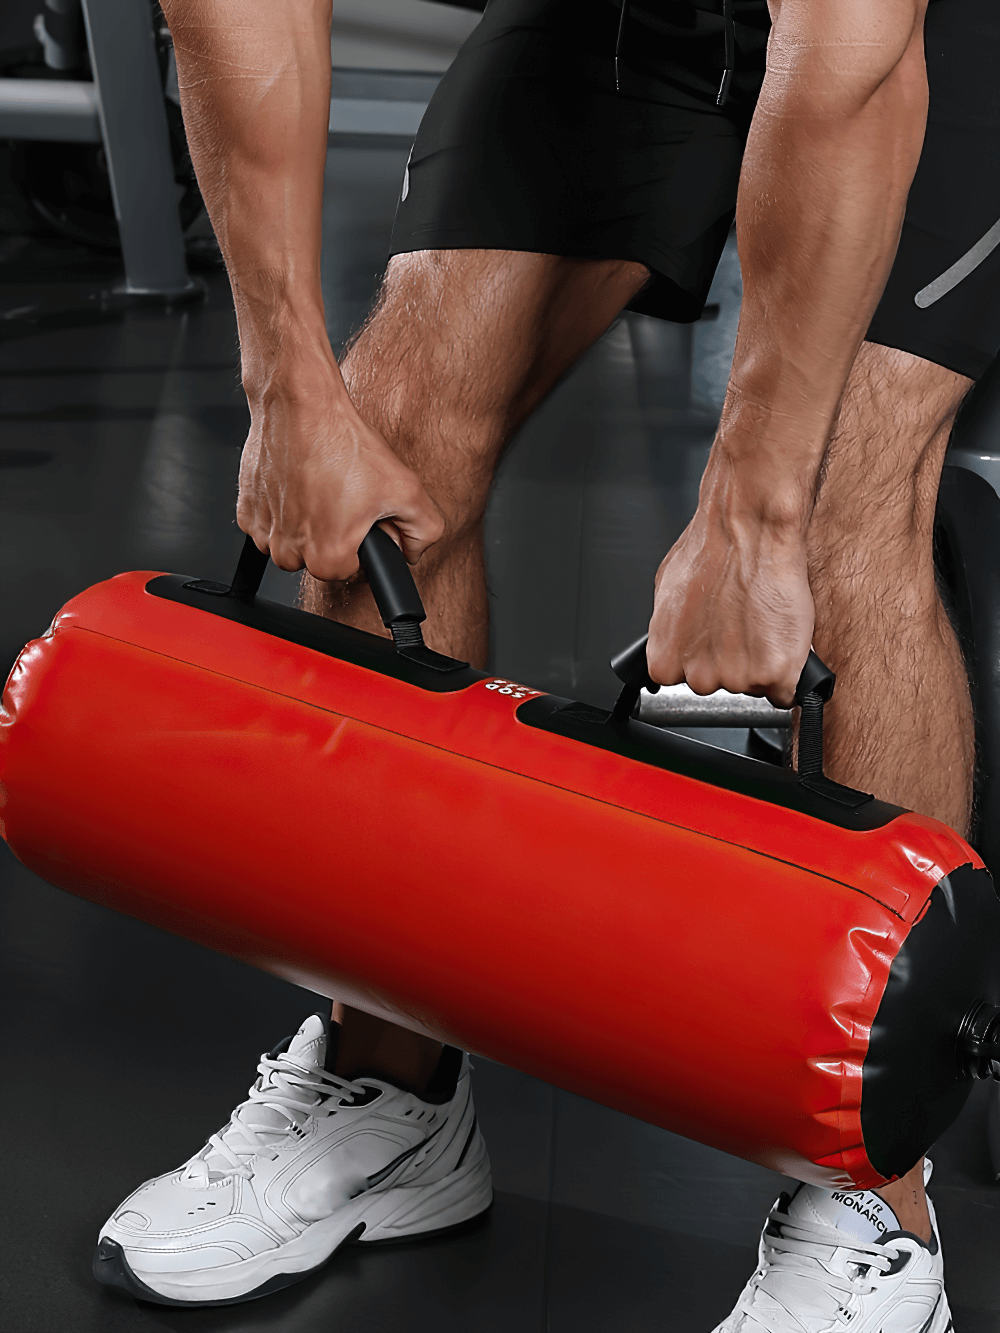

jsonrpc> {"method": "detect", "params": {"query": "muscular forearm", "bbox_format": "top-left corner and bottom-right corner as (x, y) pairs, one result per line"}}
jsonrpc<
(161, 0), (442, 576)
(714, 0), (929, 525)
(160, 0), (342, 403)
(646, 1), (932, 699)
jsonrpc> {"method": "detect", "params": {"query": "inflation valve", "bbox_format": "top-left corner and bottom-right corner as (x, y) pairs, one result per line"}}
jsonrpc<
(959, 1001), (1000, 1080)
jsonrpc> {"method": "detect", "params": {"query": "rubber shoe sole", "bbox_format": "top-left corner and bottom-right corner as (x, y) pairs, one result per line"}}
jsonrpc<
(94, 1133), (493, 1307)
(95, 1206), (493, 1308)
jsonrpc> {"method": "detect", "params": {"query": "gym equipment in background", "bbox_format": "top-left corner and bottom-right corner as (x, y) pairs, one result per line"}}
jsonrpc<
(3, 529), (1000, 1190)
(0, 0), (199, 301)
(9, 7), (203, 254)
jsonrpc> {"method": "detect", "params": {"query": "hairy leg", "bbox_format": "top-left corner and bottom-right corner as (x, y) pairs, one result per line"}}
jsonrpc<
(806, 341), (973, 832)
(309, 248), (649, 1083)
(805, 341), (974, 1235)
(302, 249), (650, 667)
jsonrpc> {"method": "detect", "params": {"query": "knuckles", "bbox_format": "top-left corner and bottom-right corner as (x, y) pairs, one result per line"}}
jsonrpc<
(645, 635), (686, 691)
(648, 635), (805, 705)
(267, 539), (305, 574)
(236, 511), (271, 558)
(682, 663), (726, 698)
(300, 544), (362, 584)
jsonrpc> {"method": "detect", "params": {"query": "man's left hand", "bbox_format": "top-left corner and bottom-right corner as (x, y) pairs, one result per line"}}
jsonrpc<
(646, 489), (815, 710)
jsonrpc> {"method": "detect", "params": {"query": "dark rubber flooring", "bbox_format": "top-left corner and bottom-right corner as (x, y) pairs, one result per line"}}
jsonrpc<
(3, 138), (1000, 1333)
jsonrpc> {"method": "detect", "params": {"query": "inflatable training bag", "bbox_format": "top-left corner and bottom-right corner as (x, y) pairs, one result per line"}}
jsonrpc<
(3, 529), (1000, 1190)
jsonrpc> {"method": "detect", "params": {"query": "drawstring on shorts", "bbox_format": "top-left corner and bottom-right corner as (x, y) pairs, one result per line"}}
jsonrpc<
(615, 1), (737, 107)
(717, 0), (735, 106)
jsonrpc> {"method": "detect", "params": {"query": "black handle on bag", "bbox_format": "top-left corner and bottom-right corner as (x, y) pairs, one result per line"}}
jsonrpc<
(607, 634), (660, 723)
(609, 634), (836, 777)
(793, 652), (836, 778)
(357, 525), (427, 646)
(227, 527), (426, 627)
(609, 634), (660, 695)
(223, 528), (466, 673)
(228, 535), (270, 602)
(355, 528), (467, 668)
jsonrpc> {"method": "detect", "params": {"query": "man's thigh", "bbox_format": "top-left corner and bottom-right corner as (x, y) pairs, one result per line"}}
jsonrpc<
(389, 0), (763, 328)
(341, 248), (649, 526)
(342, 1), (764, 524)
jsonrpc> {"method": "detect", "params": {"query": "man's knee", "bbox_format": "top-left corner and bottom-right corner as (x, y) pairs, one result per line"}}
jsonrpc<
(343, 268), (489, 439)
(848, 342), (970, 426)
(340, 256), (513, 521)
(343, 251), (518, 427)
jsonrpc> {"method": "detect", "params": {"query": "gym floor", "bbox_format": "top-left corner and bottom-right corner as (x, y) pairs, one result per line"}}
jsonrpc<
(3, 137), (1000, 1333)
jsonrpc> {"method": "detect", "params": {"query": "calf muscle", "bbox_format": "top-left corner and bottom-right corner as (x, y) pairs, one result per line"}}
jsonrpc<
(805, 343), (973, 834)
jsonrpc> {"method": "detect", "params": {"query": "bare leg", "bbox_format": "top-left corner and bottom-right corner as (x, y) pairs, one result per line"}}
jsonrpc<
(303, 249), (650, 665)
(805, 341), (974, 1234)
(306, 248), (650, 1083)
(330, 1003), (444, 1091)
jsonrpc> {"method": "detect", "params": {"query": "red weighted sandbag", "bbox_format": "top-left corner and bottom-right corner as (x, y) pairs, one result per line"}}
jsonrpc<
(2, 554), (999, 1191)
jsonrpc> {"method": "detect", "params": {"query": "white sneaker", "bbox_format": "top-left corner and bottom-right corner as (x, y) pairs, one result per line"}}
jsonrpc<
(714, 1177), (952, 1333)
(94, 1014), (492, 1306)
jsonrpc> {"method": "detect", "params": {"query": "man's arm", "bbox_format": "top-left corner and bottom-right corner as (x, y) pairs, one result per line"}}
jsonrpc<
(159, 0), (444, 577)
(647, 0), (929, 704)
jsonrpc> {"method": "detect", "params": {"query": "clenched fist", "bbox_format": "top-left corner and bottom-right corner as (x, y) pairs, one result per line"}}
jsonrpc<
(237, 378), (444, 581)
(647, 472), (815, 709)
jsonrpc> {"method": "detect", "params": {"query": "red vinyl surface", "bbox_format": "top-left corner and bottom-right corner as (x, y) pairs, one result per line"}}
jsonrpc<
(0, 573), (982, 1189)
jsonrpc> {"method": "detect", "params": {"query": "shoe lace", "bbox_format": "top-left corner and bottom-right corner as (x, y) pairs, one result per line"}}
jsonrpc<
(192, 1053), (371, 1183)
(734, 1203), (897, 1331)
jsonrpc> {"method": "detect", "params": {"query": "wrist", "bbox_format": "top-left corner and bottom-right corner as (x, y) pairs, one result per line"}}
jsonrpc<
(700, 446), (814, 535)
(241, 334), (348, 413)
(227, 266), (341, 407)
(704, 394), (826, 532)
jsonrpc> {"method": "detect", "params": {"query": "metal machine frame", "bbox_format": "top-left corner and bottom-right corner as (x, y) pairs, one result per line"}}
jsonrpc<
(0, 0), (196, 299)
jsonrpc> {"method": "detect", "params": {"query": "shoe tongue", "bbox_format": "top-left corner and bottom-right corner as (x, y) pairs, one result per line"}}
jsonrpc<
(200, 1015), (331, 1179)
(788, 1184), (899, 1244)
(283, 1014), (329, 1071)
(242, 1014), (329, 1131)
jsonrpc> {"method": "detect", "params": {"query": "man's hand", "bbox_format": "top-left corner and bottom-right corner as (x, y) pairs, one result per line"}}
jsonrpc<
(647, 0), (929, 708)
(158, 0), (446, 582)
(646, 463), (814, 708)
(237, 378), (445, 581)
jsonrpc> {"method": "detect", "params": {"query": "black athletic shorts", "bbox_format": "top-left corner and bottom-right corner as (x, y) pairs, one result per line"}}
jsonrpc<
(390, 0), (1000, 381)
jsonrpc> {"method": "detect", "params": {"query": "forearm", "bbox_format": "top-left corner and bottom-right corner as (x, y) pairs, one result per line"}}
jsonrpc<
(714, 0), (929, 524)
(160, 0), (342, 403)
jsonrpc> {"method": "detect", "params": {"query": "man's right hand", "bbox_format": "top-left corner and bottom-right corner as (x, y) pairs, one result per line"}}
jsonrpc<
(158, 0), (445, 583)
(236, 382), (445, 582)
